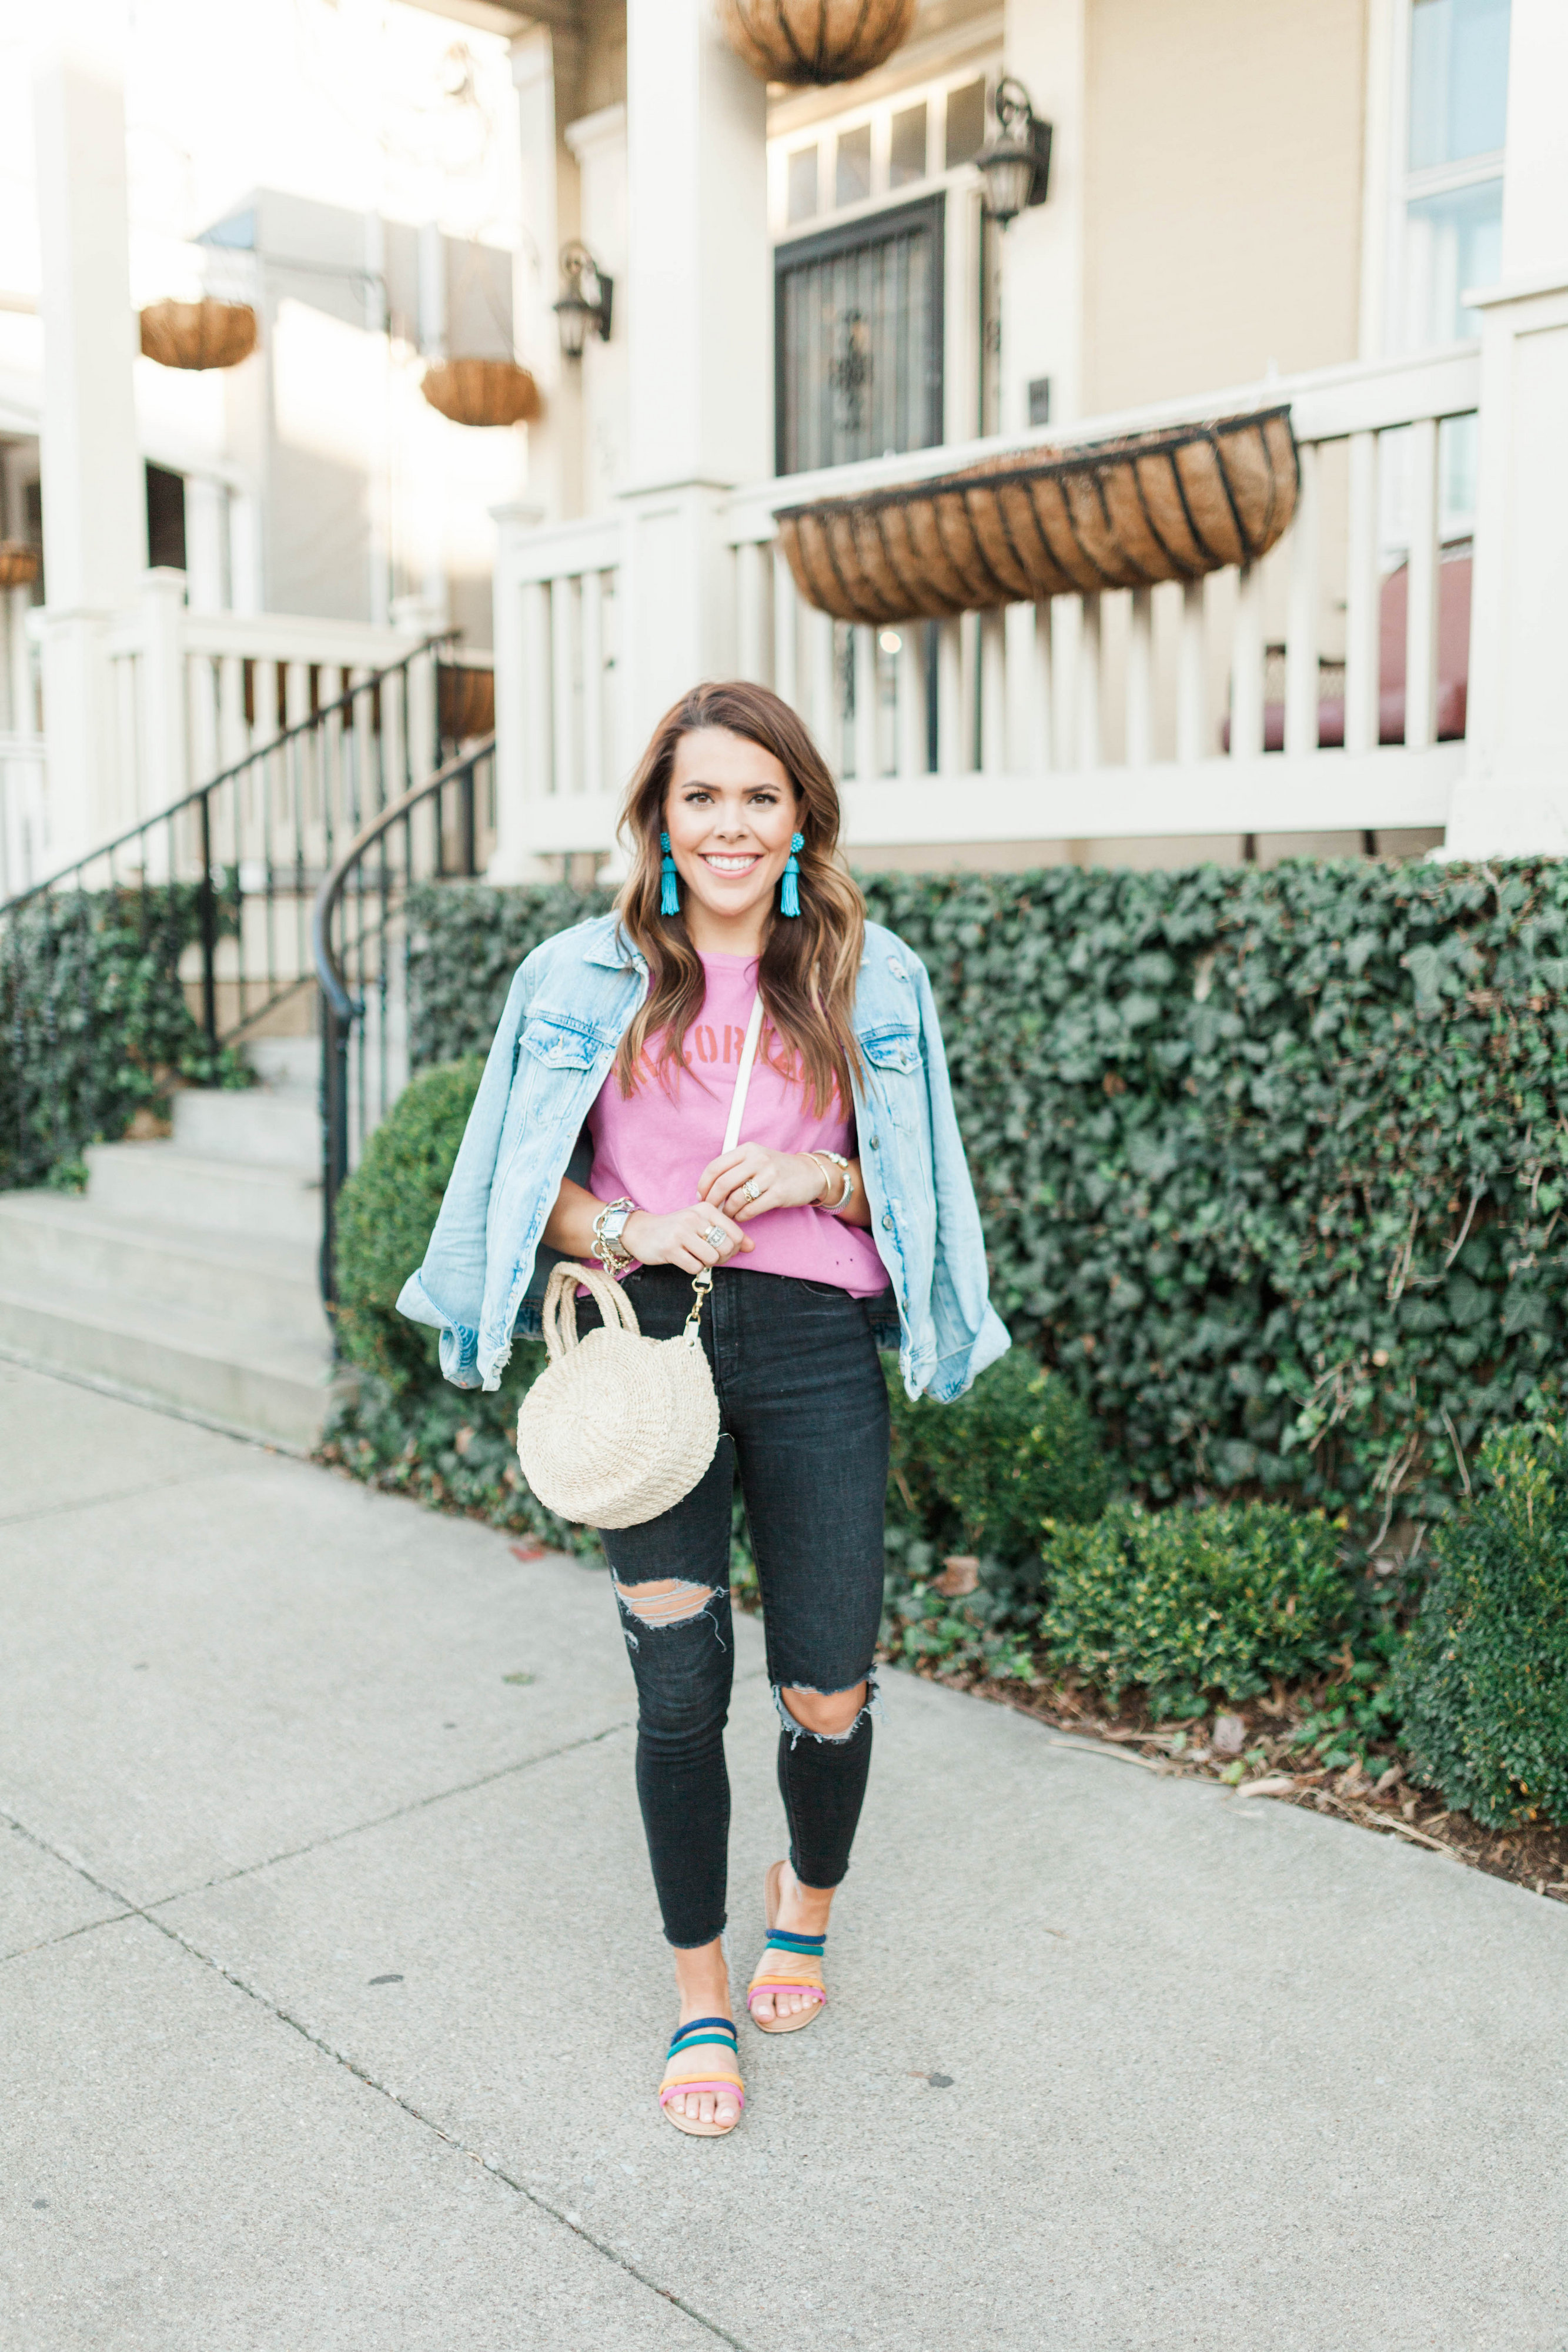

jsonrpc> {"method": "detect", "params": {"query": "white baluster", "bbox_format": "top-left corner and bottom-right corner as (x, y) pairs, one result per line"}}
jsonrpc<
(1004, 601), (1036, 774)
(1176, 576), (1207, 764)
(1283, 440), (1320, 757)
(896, 624), (927, 779)
(189, 654), (219, 791)
(1051, 597), (1078, 772)
(552, 574), (579, 795)
(1076, 593), (1102, 772)
(1031, 600), (1055, 772)
(772, 546), (798, 711)
(1125, 587), (1154, 767)
(219, 653), (246, 773)
(1344, 429), (1380, 756)
(807, 609), (836, 764)
(581, 570), (606, 798)
(936, 617), (962, 774)
(1404, 414), (1440, 751)
(979, 607), (1007, 774)
(854, 624), (877, 782)
(1229, 562), (1264, 760)
(523, 580), (554, 799)
(737, 540), (767, 684)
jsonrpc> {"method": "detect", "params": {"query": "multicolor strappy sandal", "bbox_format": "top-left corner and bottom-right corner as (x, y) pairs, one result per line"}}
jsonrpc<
(658, 2015), (745, 2137)
(745, 1859), (827, 2035)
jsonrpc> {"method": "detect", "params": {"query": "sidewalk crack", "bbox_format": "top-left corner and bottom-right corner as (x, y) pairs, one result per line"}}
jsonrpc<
(143, 1718), (636, 1908)
(1, 1803), (753, 2351)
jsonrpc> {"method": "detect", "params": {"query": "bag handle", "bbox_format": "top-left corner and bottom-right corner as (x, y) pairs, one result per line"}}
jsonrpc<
(722, 990), (766, 1155)
(540, 1257), (641, 1361)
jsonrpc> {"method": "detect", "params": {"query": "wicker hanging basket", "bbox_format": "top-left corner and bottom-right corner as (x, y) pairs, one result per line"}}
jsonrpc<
(0, 541), (41, 590)
(139, 299), (258, 370)
(716, 0), (917, 85)
(437, 662), (497, 740)
(777, 406), (1300, 624)
(421, 358), (541, 429)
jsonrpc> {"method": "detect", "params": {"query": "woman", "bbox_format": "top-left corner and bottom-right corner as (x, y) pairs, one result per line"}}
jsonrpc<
(400, 680), (1007, 2137)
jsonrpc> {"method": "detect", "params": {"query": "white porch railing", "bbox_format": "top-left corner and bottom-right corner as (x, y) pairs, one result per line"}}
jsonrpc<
(496, 345), (1481, 857)
(0, 732), (48, 900)
(97, 574), (443, 834)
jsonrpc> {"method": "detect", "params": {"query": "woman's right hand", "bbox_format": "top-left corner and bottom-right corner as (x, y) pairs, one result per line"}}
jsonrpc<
(623, 1204), (753, 1275)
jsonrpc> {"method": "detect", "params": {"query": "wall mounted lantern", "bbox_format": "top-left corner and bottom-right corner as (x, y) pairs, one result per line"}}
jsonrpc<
(975, 78), (1052, 225)
(553, 243), (613, 359)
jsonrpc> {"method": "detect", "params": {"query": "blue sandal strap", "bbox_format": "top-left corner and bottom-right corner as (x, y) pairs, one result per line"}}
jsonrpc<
(764, 1927), (826, 1954)
(668, 2016), (738, 2053)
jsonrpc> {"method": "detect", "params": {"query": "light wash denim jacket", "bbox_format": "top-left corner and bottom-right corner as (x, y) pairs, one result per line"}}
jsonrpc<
(397, 911), (1009, 1401)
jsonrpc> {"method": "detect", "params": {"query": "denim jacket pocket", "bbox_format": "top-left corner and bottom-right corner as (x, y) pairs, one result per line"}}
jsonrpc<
(858, 1023), (923, 1127)
(520, 1013), (607, 1072)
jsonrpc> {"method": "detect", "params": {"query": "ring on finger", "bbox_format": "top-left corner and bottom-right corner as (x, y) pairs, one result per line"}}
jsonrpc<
(703, 1224), (726, 1251)
(743, 1176), (763, 1202)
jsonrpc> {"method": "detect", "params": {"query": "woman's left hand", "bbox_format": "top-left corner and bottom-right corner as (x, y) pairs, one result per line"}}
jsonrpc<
(697, 1144), (827, 1222)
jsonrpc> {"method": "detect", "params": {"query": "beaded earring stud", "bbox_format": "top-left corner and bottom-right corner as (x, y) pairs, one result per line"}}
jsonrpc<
(780, 832), (805, 917)
(659, 831), (680, 916)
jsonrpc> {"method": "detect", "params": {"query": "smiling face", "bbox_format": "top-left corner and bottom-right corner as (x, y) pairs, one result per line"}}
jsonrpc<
(663, 726), (800, 947)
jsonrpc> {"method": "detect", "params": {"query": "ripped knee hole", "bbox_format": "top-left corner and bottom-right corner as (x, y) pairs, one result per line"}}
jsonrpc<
(613, 1576), (721, 1628)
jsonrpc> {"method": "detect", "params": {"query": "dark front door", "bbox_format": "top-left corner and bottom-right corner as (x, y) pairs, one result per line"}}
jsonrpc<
(775, 196), (945, 476)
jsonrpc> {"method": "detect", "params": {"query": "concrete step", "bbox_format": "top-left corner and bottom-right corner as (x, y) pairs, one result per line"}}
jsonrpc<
(0, 1273), (331, 1452)
(85, 1142), (321, 1245)
(0, 1194), (325, 1342)
(248, 1037), (319, 1090)
(173, 1088), (319, 1171)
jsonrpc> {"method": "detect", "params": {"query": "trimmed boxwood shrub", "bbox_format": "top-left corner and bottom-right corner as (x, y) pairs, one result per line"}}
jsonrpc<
(888, 1349), (1108, 1581)
(1390, 1422), (1568, 1826)
(1038, 1501), (1358, 1718)
(401, 857), (1568, 1528)
(333, 1055), (488, 1390)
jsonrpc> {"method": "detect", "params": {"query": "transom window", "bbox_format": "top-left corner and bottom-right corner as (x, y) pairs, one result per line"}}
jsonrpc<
(771, 71), (992, 234)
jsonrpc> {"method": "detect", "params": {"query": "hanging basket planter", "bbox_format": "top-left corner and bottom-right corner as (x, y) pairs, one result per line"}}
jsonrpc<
(777, 406), (1300, 624)
(437, 662), (496, 741)
(0, 540), (41, 590)
(715, 0), (917, 85)
(139, 299), (258, 370)
(420, 358), (541, 429)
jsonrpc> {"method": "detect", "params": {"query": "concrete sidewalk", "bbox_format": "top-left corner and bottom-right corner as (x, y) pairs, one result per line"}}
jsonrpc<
(3, 1357), (1566, 2351)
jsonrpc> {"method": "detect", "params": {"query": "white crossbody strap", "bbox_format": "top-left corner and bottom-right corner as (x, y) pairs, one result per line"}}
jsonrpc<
(721, 990), (766, 1154)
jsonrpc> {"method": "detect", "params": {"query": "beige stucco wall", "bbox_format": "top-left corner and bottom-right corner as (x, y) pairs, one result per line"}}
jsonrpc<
(1083, 0), (1367, 413)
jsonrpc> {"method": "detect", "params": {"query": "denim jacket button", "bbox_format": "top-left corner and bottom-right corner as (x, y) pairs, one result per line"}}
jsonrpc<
(881, 1212), (893, 1231)
(868, 1134), (880, 1150)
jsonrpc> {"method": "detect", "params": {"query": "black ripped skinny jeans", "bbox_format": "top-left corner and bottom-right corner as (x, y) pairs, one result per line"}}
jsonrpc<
(577, 1265), (891, 1949)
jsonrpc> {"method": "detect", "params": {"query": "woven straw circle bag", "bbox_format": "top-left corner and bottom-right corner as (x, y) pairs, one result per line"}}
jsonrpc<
(515, 992), (767, 1530)
(516, 1258), (721, 1528)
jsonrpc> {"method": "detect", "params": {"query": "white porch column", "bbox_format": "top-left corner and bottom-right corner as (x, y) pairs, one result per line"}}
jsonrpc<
(618, 0), (770, 748)
(31, 2), (148, 866)
(1446, 0), (1568, 856)
(511, 26), (580, 525)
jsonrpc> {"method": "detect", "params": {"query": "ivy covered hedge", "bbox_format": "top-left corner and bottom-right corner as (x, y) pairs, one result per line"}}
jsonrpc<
(403, 860), (1568, 1534)
(1, 885), (248, 1189)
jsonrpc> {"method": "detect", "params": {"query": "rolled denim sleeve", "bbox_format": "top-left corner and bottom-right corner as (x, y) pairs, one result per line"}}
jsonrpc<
(396, 955), (536, 1388)
(911, 953), (1011, 1400)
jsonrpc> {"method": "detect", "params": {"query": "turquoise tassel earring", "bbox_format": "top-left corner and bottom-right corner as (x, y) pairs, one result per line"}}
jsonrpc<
(780, 831), (804, 918)
(659, 831), (680, 916)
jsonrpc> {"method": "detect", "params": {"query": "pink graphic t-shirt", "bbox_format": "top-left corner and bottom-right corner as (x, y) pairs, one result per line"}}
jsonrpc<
(586, 952), (889, 1297)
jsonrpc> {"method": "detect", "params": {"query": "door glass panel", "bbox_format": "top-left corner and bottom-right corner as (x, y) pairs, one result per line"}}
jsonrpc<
(1403, 177), (1504, 342)
(775, 198), (945, 475)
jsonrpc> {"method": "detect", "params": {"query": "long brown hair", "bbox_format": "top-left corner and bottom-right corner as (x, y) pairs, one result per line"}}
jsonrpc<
(613, 681), (865, 1114)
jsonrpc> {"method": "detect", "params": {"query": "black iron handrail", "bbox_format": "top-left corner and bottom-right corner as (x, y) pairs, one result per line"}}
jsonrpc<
(312, 731), (496, 1309)
(1, 630), (479, 1197)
